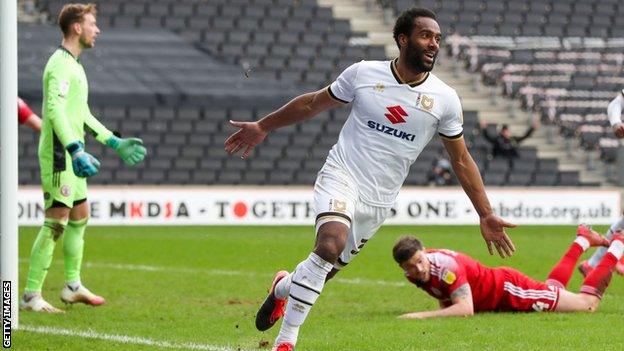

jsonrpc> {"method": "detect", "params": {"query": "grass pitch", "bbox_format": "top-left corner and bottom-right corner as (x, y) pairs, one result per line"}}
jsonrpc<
(12, 225), (624, 350)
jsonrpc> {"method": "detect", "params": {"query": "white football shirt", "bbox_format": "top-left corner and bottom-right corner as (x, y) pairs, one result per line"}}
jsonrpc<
(607, 89), (624, 127)
(325, 59), (464, 206)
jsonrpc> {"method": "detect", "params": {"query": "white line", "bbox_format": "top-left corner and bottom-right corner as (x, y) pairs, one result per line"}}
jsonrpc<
(19, 325), (247, 351)
(18, 259), (408, 287)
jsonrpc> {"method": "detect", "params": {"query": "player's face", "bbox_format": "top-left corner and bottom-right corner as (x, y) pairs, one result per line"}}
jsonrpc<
(403, 17), (441, 73)
(400, 250), (430, 283)
(501, 128), (511, 139)
(79, 13), (100, 49)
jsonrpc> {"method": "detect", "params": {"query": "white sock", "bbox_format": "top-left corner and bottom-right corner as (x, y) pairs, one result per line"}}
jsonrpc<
(274, 273), (292, 300)
(574, 236), (590, 251)
(607, 239), (624, 260)
(275, 253), (332, 345)
(588, 217), (624, 267)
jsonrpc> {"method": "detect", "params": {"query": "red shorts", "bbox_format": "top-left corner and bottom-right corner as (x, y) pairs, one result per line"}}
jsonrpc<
(497, 268), (560, 312)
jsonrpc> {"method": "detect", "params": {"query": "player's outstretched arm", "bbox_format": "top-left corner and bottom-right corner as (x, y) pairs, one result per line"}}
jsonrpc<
(225, 88), (342, 159)
(442, 137), (516, 258)
(85, 113), (147, 166)
(399, 283), (474, 319)
(24, 114), (43, 132)
(18, 98), (42, 132)
(607, 93), (624, 138)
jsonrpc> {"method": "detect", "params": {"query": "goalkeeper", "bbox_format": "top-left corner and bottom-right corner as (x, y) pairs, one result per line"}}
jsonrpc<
(21, 3), (146, 313)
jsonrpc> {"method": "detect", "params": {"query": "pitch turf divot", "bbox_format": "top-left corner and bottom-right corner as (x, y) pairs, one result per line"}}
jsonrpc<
(19, 325), (249, 351)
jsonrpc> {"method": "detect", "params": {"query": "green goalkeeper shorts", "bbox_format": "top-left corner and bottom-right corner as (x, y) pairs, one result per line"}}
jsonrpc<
(41, 170), (88, 209)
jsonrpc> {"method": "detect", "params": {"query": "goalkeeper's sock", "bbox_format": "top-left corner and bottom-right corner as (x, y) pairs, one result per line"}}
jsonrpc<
(275, 253), (332, 345)
(546, 237), (588, 289)
(63, 218), (88, 284)
(24, 218), (67, 293)
(581, 238), (624, 298)
(588, 217), (624, 267)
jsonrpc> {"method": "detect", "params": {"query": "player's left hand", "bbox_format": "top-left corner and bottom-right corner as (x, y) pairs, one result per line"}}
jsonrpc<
(480, 213), (516, 258)
(107, 136), (147, 166)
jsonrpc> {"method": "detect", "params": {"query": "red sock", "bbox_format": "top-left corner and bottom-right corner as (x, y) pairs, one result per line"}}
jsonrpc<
(580, 253), (617, 298)
(546, 242), (584, 289)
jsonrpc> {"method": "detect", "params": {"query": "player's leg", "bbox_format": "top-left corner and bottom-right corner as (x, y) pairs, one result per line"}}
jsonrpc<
(581, 216), (624, 275)
(553, 289), (599, 312)
(60, 183), (105, 306)
(555, 233), (624, 312)
(578, 232), (624, 299)
(545, 224), (608, 289)
(21, 172), (73, 313)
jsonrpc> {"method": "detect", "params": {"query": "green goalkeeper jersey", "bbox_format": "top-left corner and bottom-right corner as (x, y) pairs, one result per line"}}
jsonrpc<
(39, 46), (112, 175)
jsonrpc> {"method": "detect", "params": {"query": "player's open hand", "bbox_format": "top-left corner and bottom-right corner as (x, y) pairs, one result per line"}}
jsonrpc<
(612, 123), (624, 139)
(224, 120), (267, 159)
(480, 213), (516, 258)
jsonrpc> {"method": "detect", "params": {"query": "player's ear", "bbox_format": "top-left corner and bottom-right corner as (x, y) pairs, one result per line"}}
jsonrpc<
(398, 33), (409, 48)
(73, 21), (82, 36)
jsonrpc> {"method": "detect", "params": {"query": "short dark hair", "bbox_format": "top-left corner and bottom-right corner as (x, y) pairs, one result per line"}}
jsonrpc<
(392, 236), (424, 264)
(58, 3), (97, 36)
(393, 7), (437, 49)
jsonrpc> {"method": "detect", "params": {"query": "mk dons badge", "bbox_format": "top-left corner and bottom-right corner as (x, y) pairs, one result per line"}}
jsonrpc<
(419, 94), (435, 112)
(330, 199), (347, 213)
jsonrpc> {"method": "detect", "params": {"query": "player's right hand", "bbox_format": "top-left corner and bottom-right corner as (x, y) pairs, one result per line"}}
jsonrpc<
(479, 213), (516, 258)
(66, 141), (100, 177)
(612, 123), (624, 139)
(224, 120), (268, 159)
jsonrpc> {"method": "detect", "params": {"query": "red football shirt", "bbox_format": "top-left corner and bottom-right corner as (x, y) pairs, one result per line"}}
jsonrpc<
(410, 249), (509, 312)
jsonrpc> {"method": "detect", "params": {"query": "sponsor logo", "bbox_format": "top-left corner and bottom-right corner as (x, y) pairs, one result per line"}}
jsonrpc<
(43, 192), (50, 200)
(441, 270), (456, 285)
(384, 105), (408, 124)
(367, 120), (416, 142)
(59, 80), (70, 97)
(2, 281), (11, 348)
(60, 185), (71, 197)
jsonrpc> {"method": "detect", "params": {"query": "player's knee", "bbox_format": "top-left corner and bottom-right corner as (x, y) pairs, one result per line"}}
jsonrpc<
(43, 219), (66, 241)
(581, 294), (600, 312)
(315, 222), (348, 262)
(587, 299), (599, 312)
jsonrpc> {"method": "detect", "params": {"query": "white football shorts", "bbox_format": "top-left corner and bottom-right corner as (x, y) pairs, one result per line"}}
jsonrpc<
(313, 163), (391, 270)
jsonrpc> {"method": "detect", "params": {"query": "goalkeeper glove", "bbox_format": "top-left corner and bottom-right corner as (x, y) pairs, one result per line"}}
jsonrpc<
(106, 135), (147, 166)
(66, 141), (100, 177)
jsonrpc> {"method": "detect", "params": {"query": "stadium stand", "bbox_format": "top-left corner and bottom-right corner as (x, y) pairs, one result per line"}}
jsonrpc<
(382, 0), (624, 185)
(15, 0), (603, 186)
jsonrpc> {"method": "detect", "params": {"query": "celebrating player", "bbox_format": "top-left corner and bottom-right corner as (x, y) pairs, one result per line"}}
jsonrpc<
(225, 8), (515, 350)
(393, 225), (621, 318)
(578, 88), (624, 277)
(21, 3), (146, 313)
(18, 97), (42, 132)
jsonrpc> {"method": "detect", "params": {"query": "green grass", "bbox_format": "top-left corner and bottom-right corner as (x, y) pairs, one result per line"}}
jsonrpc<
(11, 225), (624, 350)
